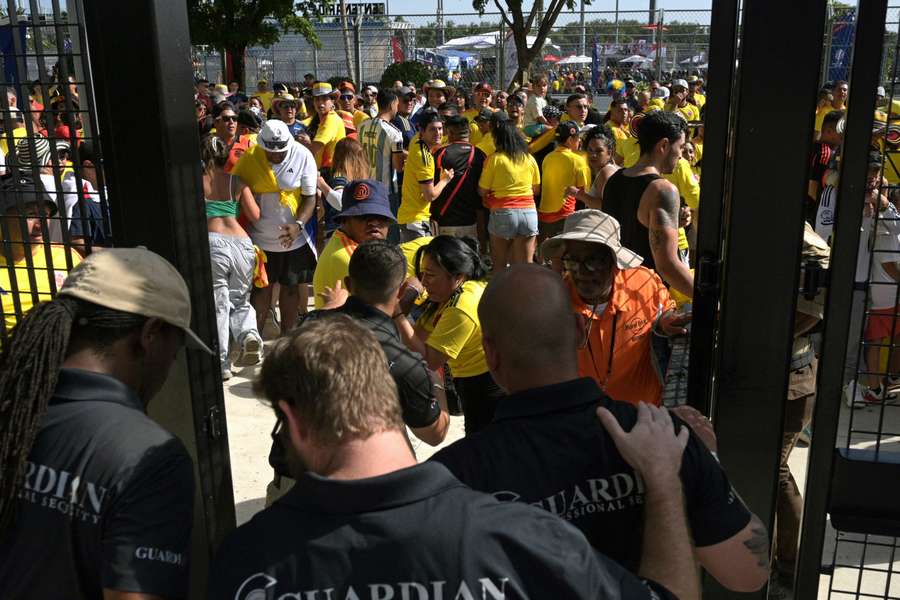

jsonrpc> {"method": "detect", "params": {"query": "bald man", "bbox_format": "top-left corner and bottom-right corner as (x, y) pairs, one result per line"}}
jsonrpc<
(430, 265), (770, 594)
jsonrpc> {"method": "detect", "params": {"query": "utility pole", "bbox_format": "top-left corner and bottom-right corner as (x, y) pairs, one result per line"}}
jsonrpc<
(649, 0), (656, 24)
(579, 0), (586, 56)
(614, 0), (619, 46)
(436, 0), (445, 46)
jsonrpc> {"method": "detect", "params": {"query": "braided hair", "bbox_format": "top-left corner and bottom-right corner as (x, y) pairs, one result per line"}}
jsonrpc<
(0, 296), (148, 532)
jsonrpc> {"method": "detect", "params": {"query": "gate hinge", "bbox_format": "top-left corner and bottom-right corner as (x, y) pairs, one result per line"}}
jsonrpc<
(697, 254), (721, 294)
(206, 405), (224, 440)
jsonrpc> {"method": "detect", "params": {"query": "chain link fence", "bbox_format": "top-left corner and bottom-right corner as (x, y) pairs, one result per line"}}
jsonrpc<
(191, 7), (900, 95)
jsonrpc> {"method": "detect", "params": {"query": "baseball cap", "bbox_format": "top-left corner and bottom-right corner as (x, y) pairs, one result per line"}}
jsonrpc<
(398, 86), (415, 97)
(338, 81), (357, 93)
(473, 82), (493, 94)
(15, 136), (51, 167)
(541, 209), (643, 269)
(474, 107), (493, 122)
(671, 79), (689, 91)
(59, 247), (214, 355)
(0, 175), (57, 215)
(365, 85), (378, 95)
(877, 86), (887, 97)
(556, 120), (580, 142)
(337, 179), (396, 222)
(542, 105), (562, 121)
(258, 120), (293, 153)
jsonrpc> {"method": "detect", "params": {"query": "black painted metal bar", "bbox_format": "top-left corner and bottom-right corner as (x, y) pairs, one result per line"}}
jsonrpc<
(794, 2), (888, 598)
(685, 0), (739, 416)
(705, 1), (828, 599)
(79, 0), (236, 596)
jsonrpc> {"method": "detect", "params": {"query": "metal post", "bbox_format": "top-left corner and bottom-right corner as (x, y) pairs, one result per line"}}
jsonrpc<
(701, 0), (828, 598)
(655, 9), (663, 81)
(80, 1), (237, 597)
(821, 3), (834, 85)
(614, 0), (620, 46)
(649, 0), (656, 25)
(497, 20), (506, 91)
(313, 44), (319, 77)
(579, 0), (586, 57)
(354, 18), (363, 85)
(686, 0), (739, 419)
(794, 3), (887, 597)
(436, 0), (445, 47)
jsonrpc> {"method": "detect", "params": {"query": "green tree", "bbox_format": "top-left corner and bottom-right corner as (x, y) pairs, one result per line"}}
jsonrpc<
(188, 0), (320, 87)
(475, 0), (590, 89)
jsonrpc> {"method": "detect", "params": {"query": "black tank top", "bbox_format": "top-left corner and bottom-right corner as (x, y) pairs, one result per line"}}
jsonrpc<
(602, 170), (661, 269)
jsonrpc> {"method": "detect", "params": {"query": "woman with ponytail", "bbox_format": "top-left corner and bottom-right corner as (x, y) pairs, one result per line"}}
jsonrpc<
(202, 134), (263, 380)
(0, 247), (206, 599)
(394, 235), (502, 434)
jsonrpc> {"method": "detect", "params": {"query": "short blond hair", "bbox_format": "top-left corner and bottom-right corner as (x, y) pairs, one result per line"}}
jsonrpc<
(254, 315), (403, 444)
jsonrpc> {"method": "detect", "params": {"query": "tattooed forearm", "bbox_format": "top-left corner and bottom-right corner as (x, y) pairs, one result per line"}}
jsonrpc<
(743, 516), (771, 568)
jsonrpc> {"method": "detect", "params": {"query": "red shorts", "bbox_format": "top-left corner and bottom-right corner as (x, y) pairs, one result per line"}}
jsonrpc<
(865, 305), (900, 341)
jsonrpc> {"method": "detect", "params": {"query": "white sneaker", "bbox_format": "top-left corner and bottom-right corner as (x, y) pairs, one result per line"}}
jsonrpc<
(222, 369), (233, 382)
(237, 334), (263, 366)
(844, 380), (869, 408)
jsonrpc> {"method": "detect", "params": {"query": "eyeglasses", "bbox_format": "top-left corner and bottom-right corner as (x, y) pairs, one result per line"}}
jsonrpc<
(263, 138), (289, 150)
(218, 115), (237, 122)
(340, 94), (354, 100)
(561, 254), (610, 273)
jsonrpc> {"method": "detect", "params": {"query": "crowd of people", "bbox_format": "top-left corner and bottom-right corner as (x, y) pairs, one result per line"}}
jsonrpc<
(0, 58), (892, 600)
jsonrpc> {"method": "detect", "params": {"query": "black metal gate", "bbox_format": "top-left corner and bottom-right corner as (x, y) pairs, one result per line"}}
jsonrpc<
(691, 0), (900, 598)
(0, 1), (234, 597)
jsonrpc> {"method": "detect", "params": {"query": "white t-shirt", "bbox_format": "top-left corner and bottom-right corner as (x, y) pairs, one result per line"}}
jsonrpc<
(524, 94), (548, 127)
(814, 185), (837, 241)
(357, 117), (403, 193)
(867, 207), (900, 309)
(246, 142), (318, 253)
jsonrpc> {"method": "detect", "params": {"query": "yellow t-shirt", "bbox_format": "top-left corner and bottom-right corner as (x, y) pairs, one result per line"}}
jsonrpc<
(312, 232), (431, 308)
(663, 157), (701, 209)
(691, 93), (706, 110)
(528, 127), (555, 155)
(667, 102), (700, 124)
(0, 245), (81, 334)
(478, 152), (540, 200)
(0, 126), (28, 157)
(539, 147), (590, 220)
(257, 91), (275, 112)
(352, 110), (370, 129)
(302, 111), (346, 169)
(609, 124), (641, 167)
(814, 105), (832, 133)
(476, 134), (496, 157)
(399, 140), (435, 224)
(312, 230), (357, 308)
(416, 279), (488, 378)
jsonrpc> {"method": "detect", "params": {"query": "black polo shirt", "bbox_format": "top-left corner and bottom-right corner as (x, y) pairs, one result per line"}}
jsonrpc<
(431, 142), (486, 227)
(305, 297), (440, 428)
(209, 462), (674, 599)
(431, 377), (751, 572)
(0, 368), (194, 600)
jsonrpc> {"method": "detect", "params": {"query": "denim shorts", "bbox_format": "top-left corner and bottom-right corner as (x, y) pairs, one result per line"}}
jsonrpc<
(488, 208), (538, 239)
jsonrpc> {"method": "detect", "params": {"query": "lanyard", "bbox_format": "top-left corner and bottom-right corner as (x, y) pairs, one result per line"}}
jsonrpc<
(585, 306), (617, 389)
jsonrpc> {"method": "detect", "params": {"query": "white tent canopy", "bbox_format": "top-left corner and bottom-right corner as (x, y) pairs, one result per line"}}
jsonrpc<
(619, 54), (651, 64)
(558, 54), (591, 65)
(438, 32), (551, 50)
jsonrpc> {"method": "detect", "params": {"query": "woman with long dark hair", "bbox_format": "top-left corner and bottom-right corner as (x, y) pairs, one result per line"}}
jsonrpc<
(316, 137), (371, 241)
(201, 135), (263, 379)
(478, 116), (541, 269)
(394, 235), (502, 434)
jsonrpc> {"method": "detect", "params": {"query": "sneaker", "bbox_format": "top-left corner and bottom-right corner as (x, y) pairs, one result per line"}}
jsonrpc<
(844, 380), (870, 408)
(864, 383), (898, 405)
(238, 334), (263, 366)
(222, 369), (233, 382)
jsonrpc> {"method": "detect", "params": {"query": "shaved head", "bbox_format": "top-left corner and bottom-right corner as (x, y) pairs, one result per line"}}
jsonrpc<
(479, 265), (580, 376)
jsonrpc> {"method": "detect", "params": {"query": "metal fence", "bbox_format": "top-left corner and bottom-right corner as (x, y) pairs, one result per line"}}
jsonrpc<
(191, 7), (900, 94)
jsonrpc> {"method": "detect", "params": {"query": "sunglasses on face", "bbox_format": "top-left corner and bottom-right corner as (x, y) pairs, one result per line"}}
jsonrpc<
(219, 115), (237, 122)
(561, 254), (610, 273)
(340, 94), (354, 100)
(265, 139), (289, 150)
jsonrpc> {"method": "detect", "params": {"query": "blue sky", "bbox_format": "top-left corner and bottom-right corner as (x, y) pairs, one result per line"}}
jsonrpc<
(386, 0), (712, 19)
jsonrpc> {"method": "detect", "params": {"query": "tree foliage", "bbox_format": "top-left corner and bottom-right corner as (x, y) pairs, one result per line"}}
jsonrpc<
(380, 61), (433, 88)
(188, 0), (321, 84)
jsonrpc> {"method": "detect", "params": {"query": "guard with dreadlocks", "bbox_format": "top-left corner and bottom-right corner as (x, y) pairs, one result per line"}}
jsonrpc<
(0, 247), (213, 600)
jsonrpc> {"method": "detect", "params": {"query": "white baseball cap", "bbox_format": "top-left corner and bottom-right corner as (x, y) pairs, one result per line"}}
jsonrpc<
(258, 119), (293, 153)
(671, 79), (689, 91)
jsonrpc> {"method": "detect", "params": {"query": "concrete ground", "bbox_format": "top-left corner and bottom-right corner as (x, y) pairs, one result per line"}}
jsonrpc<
(222, 324), (899, 598)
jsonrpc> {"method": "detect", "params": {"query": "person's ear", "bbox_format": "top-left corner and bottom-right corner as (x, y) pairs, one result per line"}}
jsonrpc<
(139, 317), (167, 354)
(482, 335), (501, 376)
(278, 399), (311, 454)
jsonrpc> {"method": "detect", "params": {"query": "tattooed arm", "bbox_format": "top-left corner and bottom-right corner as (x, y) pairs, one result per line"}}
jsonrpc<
(695, 514), (771, 592)
(648, 181), (694, 298)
